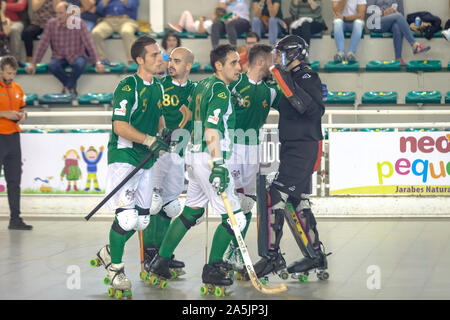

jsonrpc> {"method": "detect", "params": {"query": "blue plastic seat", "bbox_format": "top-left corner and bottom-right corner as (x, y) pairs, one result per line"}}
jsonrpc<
(366, 60), (401, 71)
(38, 93), (75, 105)
(362, 91), (398, 104)
(405, 91), (442, 104)
(78, 93), (113, 105)
(325, 91), (356, 104)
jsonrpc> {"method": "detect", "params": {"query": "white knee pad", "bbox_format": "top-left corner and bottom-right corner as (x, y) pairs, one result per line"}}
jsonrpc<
(162, 199), (181, 218)
(149, 192), (163, 215)
(134, 215), (150, 231)
(238, 193), (255, 213)
(116, 209), (139, 231)
(227, 211), (247, 232)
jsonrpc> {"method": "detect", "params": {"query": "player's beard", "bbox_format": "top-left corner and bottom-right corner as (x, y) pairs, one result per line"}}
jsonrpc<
(1, 77), (12, 85)
(168, 67), (177, 77)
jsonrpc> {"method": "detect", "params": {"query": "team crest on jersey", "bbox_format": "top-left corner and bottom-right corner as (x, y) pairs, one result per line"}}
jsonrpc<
(114, 100), (127, 116)
(208, 109), (221, 125)
(125, 189), (136, 201)
(231, 170), (240, 179)
(217, 92), (227, 99)
(122, 85), (132, 92)
(262, 100), (268, 108)
(157, 100), (162, 109)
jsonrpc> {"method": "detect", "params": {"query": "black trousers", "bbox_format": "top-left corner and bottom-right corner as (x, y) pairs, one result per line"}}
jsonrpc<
(0, 132), (22, 220)
(21, 24), (44, 58)
(273, 140), (318, 200)
(210, 18), (250, 48)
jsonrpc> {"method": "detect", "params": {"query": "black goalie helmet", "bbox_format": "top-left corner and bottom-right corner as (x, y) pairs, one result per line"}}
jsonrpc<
(272, 35), (309, 69)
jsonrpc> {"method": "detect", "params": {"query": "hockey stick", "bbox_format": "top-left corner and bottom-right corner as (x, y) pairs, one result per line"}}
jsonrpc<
(209, 161), (287, 294)
(138, 230), (147, 280)
(84, 149), (158, 221)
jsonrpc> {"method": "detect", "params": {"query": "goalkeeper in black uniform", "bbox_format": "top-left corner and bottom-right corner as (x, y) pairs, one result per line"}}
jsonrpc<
(251, 35), (330, 280)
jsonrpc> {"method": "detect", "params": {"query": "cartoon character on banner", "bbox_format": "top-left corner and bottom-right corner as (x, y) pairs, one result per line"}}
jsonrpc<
(61, 149), (82, 192)
(80, 145), (104, 192)
(34, 177), (54, 192)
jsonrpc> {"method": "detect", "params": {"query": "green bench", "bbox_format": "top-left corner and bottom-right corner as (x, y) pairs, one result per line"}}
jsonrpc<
(87, 62), (125, 74)
(24, 93), (38, 106)
(324, 61), (359, 72)
(78, 93), (113, 105)
(325, 91), (356, 104)
(362, 91), (398, 104)
(38, 93), (75, 105)
(359, 128), (394, 132)
(445, 92), (450, 104)
(331, 30), (364, 39)
(366, 60), (401, 71)
(308, 61), (320, 71)
(405, 91), (442, 104)
(18, 63), (48, 74)
(406, 60), (442, 72)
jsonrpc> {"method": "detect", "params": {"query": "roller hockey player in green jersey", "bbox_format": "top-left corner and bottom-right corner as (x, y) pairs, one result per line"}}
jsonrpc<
(224, 44), (281, 275)
(141, 47), (198, 279)
(148, 45), (246, 296)
(90, 36), (169, 299)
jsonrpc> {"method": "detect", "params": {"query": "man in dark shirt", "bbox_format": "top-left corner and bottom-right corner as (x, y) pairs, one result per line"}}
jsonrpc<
(251, 35), (329, 280)
(92, 0), (139, 65)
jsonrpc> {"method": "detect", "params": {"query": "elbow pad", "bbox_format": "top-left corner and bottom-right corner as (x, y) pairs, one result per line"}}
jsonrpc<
(270, 65), (309, 114)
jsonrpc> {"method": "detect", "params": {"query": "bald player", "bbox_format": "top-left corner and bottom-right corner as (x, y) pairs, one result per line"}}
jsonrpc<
(141, 47), (197, 275)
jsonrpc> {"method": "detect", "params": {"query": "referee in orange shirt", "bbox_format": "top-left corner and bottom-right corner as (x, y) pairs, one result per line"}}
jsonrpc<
(0, 55), (32, 230)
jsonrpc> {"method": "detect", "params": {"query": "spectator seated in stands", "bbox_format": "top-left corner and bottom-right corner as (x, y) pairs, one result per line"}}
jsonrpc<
(211, 0), (251, 49)
(66, 0), (99, 32)
(287, 0), (327, 46)
(367, 0), (430, 65)
(168, 9), (221, 35)
(4, 0), (27, 64)
(238, 31), (259, 72)
(332, 0), (366, 62)
(158, 31), (181, 77)
(252, 0), (286, 46)
(92, 0), (139, 66)
(21, 0), (56, 64)
(25, 1), (105, 96)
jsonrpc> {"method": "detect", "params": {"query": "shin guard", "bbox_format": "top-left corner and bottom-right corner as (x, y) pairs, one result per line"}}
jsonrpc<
(284, 196), (320, 259)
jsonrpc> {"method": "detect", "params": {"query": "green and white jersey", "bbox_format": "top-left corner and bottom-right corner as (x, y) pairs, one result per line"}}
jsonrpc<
(229, 73), (281, 145)
(108, 74), (164, 169)
(188, 75), (235, 159)
(160, 75), (197, 131)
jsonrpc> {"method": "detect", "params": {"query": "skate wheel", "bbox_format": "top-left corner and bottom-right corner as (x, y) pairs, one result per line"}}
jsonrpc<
(298, 274), (308, 283)
(318, 272), (329, 281)
(160, 280), (168, 289)
(149, 275), (158, 286)
(115, 290), (123, 299)
(107, 287), (115, 297)
(90, 258), (99, 267)
(215, 287), (224, 297)
(170, 270), (177, 280)
(103, 276), (111, 285)
(140, 271), (148, 281)
(200, 285), (208, 296)
(123, 290), (132, 299)
(280, 271), (289, 280)
(236, 272), (242, 281)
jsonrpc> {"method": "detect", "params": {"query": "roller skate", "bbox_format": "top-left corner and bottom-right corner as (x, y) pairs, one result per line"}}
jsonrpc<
(104, 263), (132, 299)
(89, 245), (111, 270)
(143, 246), (185, 281)
(200, 261), (233, 297)
(148, 254), (172, 289)
(287, 243), (331, 283)
(242, 250), (289, 283)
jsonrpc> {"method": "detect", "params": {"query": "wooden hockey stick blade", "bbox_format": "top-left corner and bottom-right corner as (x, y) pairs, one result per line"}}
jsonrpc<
(221, 192), (287, 294)
(208, 159), (287, 294)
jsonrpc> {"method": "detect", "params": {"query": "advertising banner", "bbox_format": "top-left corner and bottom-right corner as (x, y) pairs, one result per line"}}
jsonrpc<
(329, 131), (450, 195)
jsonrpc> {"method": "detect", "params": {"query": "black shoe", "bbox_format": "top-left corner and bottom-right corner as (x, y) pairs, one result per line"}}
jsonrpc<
(149, 254), (172, 280)
(9, 218), (33, 230)
(248, 250), (286, 279)
(202, 261), (233, 286)
(18, 62), (26, 68)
